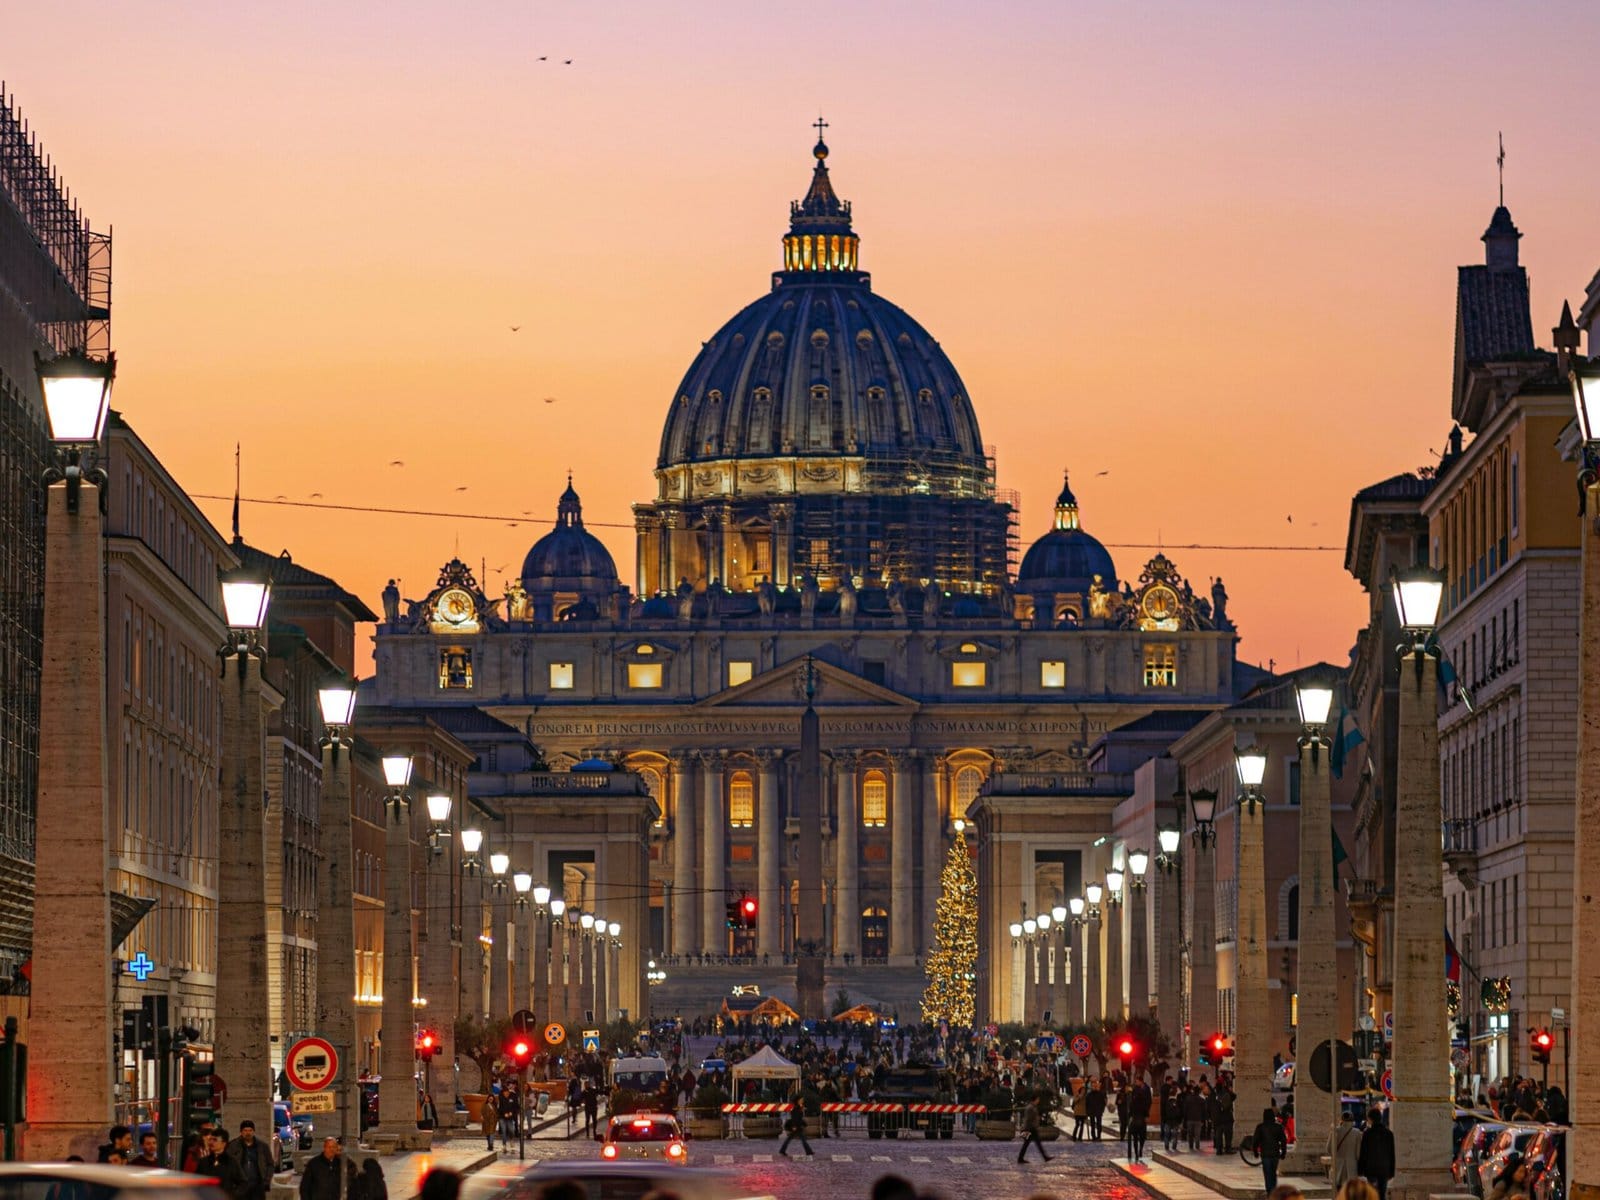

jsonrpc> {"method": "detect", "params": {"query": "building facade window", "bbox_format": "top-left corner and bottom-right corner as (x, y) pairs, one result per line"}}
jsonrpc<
(861, 906), (888, 959)
(549, 662), (574, 690)
(1040, 660), (1066, 688)
(729, 772), (754, 827)
(1143, 644), (1177, 687)
(954, 765), (983, 819)
(627, 663), (663, 689)
(727, 660), (753, 688)
(862, 771), (888, 827)
(951, 661), (987, 688)
(439, 647), (473, 689)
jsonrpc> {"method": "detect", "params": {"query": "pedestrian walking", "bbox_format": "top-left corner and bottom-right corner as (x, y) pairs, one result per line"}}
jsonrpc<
(1071, 1085), (1088, 1141)
(225, 1121), (274, 1200)
(1183, 1086), (1205, 1151)
(1251, 1108), (1288, 1196)
(1328, 1110), (1363, 1194)
(298, 1138), (351, 1200)
(1087, 1080), (1107, 1141)
(778, 1107), (814, 1157)
(1017, 1097), (1051, 1164)
(582, 1082), (600, 1139)
(1356, 1107), (1395, 1200)
(197, 1129), (244, 1197)
(1126, 1082), (1151, 1164)
(496, 1085), (520, 1150)
(1161, 1085), (1182, 1152)
(1213, 1081), (1235, 1154)
(128, 1132), (161, 1168)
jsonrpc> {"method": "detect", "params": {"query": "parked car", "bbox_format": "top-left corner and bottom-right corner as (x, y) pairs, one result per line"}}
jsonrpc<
(1479, 1125), (1543, 1197)
(598, 1113), (687, 1164)
(1454, 1121), (1505, 1195)
(1523, 1127), (1565, 1200)
(274, 1102), (314, 1157)
(1272, 1063), (1294, 1093)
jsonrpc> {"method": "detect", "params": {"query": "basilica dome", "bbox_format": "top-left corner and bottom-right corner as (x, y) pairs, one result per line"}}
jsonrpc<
(656, 135), (986, 485)
(520, 478), (619, 598)
(1017, 475), (1117, 594)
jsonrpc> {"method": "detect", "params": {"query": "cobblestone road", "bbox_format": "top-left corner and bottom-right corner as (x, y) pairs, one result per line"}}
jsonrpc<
(462, 1133), (1150, 1200)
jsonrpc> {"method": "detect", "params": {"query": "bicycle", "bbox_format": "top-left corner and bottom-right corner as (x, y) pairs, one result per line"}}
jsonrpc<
(1238, 1134), (1261, 1168)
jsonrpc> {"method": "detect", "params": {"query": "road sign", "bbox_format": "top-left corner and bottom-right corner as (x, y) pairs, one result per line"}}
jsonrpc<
(581, 1029), (600, 1053)
(1382, 1011), (1394, 1042)
(1070, 1034), (1093, 1059)
(284, 1036), (339, 1092)
(544, 1023), (566, 1046)
(985, 1023), (999, 1038)
(512, 1009), (538, 1036)
(1358, 1014), (1375, 1032)
(1380, 1069), (1394, 1100)
(1358, 1058), (1378, 1073)
(291, 1090), (336, 1114)
(1553, 1007), (1567, 1026)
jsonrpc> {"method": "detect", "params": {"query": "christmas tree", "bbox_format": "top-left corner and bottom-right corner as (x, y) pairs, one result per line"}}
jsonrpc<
(921, 829), (978, 1026)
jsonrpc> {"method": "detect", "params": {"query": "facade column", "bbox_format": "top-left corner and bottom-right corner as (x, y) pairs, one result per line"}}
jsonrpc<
(1390, 649), (1452, 1196)
(461, 870), (485, 1021)
(1106, 892), (1126, 1021)
(706, 509), (725, 587)
(756, 752), (782, 958)
(635, 516), (652, 598)
(592, 929), (608, 1024)
(1086, 912), (1104, 1022)
(1234, 790), (1273, 1124)
(1128, 881), (1150, 1017)
(889, 752), (915, 962)
(608, 937), (622, 1024)
(657, 512), (677, 595)
(1186, 810), (1219, 1069)
(532, 904), (549, 1028)
(770, 502), (793, 589)
(24, 481), (113, 1161)
(1067, 925), (1084, 1025)
(716, 504), (734, 586)
(700, 753), (727, 953)
(1009, 936), (1025, 1023)
(834, 751), (861, 958)
(376, 794), (422, 1146)
(488, 890), (509, 1018)
(1286, 737), (1339, 1173)
(215, 651), (275, 1149)
(920, 756), (944, 955)
(314, 741), (360, 1145)
(671, 755), (698, 957)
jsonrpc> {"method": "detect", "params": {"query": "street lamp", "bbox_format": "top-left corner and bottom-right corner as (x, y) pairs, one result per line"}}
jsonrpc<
(1128, 850), (1150, 891)
(425, 793), (452, 855)
(219, 563), (272, 655)
(489, 852), (511, 891)
(1009, 921), (1024, 944)
(1234, 743), (1268, 814)
(1023, 917), (1038, 938)
(1069, 897), (1086, 928)
(581, 912), (595, 933)
(549, 897), (566, 921)
(1390, 563), (1444, 652)
(1036, 912), (1052, 932)
(1157, 826), (1181, 872)
(318, 675), (358, 746)
(461, 827), (484, 873)
(1051, 905), (1068, 925)
(1085, 883), (1103, 921)
(1105, 870), (1125, 905)
(382, 753), (413, 822)
(36, 348), (114, 513)
(513, 872), (532, 909)
(1189, 789), (1218, 850)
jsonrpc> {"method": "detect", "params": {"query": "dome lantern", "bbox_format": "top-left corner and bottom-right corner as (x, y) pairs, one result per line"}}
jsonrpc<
(782, 118), (860, 274)
(1054, 472), (1080, 531)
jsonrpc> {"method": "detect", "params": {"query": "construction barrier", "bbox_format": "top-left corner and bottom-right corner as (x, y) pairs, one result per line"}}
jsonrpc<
(820, 1102), (904, 1113)
(720, 1103), (794, 1113)
(904, 1104), (987, 1113)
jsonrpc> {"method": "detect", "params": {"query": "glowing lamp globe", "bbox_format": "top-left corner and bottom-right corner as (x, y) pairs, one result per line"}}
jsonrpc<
(1235, 744), (1268, 790)
(512, 872), (532, 894)
(1390, 564), (1444, 632)
(1294, 679), (1336, 729)
(1158, 826), (1181, 855)
(1009, 922), (1023, 938)
(425, 794), (452, 824)
(488, 852), (509, 876)
(1128, 849), (1150, 878)
(318, 678), (358, 729)
(36, 349), (115, 445)
(1051, 905), (1068, 923)
(1106, 870), (1124, 895)
(1573, 361), (1600, 444)
(533, 885), (551, 907)
(220, 565), (272, 633)
(381, 754), (414, 788)
(1085, 883), (1103, 906)
(549, 898), (566, 918)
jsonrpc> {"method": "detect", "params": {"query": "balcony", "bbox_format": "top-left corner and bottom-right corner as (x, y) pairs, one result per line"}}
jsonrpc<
(1442, 818), (1478, 886)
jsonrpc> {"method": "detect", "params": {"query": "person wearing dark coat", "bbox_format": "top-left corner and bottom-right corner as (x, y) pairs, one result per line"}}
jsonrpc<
(197, 1130), (245, 1199)
(299, 1138), (352, 1200)
(1251, 1108), (1288, 1195)
(225, 1120), (276, 1200)
(1356, 1107), (1396, 1200)
(1085, 1081), (1108, 1141)
(1182, 1087), (1206, 1151)
(1126, 1083), (1152, 1164)
(1212, 1082), (1236, 1154)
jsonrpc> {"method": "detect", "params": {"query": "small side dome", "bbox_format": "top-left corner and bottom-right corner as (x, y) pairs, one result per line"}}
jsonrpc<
(520, 476), (619, 599)
(1016, 470), (1117, 594)
(572, 757), (614, 773)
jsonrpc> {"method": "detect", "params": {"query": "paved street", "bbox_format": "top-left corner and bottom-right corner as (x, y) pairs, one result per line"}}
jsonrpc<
(460, 1133), (1149, 1200)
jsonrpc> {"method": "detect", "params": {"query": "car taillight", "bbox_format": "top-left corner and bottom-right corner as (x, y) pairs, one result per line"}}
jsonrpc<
(667, 1142), (685, 1158)
(602, 1144), (618, 1158)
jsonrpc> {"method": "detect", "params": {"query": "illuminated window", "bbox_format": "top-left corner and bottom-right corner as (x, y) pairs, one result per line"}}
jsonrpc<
(439, 648), (473, 690)
(809, 539), (830, 569)
(1041, 660), (1066, 688)
(1143, 644), (1177, 688)
(862, 771), (888, 827)
(549, 662), (574, 690)
(728, 660), (754, 688)
(729, 772), (754, 827)
(628, 663), (663, 689)
(954, 766), (984, 817)
(752, 540), (771, 573)
(951, 661), (987, 688)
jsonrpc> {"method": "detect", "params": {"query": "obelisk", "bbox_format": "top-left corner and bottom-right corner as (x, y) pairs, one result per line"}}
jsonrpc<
(795, 657), (826, 1019)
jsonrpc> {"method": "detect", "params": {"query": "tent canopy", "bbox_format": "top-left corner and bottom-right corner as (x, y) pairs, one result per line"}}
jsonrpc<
(730, 1044), (801, 1083)
(834, 1003), (888, 1025)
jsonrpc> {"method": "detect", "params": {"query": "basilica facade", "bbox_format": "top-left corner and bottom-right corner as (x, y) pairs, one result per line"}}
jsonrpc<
(368, 133), (1247, 1011)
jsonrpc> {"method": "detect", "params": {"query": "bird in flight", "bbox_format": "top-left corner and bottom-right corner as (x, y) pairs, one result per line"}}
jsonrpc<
(538, 56), (547, 61)
(564, 59), (573, 64)
(310, 492), (324, 499)
(274, 494), (287, 501)
(1286, 515), (1293, 523)
(543, 396), (558, 404)
(510, 325), (521, 332)
(1095, 470), (1110, 477)
(455, 486), (469, 492)
(389, 460), (405, 467)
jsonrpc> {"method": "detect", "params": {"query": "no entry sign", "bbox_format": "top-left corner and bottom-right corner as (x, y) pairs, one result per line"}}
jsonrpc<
(1070, 1034), (1093, 1059)
(285, 1036), (339, 1092)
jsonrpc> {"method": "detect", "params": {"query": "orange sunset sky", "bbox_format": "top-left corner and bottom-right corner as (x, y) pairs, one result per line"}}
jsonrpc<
(10, 2), (1600, 674)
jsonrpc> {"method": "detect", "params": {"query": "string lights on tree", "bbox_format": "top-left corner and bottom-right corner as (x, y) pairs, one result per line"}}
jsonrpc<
(921, 819), (978, 1027)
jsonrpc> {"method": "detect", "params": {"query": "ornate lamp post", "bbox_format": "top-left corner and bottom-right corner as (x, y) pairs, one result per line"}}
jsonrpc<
(25, 349), (120, 1160)
(311, 675), (359, 1142)
(1387, 563), (1452, 1194)
(607, 921), (623, 1022)
(1126, 850), (1151, 1017)
(424, 793), (452, 855)
(214, 561), (274, 1152)
(1568, 358), (1600, 1190)
(1285, 668), (1339, 1172)
(1232, 741), (1272, 1125)
(1189, 789), (1218, 849)
(375, 752), (423, 1146)
(488, 852), (510, 1018)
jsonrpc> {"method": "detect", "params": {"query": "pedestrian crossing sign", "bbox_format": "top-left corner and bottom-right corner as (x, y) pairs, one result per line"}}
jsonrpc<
(582, 1029), (600, 1053)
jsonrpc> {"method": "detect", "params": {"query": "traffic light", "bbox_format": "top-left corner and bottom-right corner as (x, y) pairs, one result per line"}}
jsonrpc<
(1114, 1034), (1138, 1064)
(725, 899), (737, 930)
(1199, 1032), (1229, 1066)
(181, 1057), (216, 1136)
(504, 1034), (533, 1073)
(1531, 1028), (1554, 1066)
(417, 1030), (438, 1061)
(740, 895), (757, 929)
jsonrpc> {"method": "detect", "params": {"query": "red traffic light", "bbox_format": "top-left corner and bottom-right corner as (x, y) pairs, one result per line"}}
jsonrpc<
(1534, 1030), (1553, 1049)
(1211, 1034), (1228, 1054)
(1117, 1039), (1135, 1057)
(742, 897), (757, 916)
(419, 1032), (435, 1049)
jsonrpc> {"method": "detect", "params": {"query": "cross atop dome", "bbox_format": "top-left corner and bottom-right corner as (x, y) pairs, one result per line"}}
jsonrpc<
(784, 119), (859, 273)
